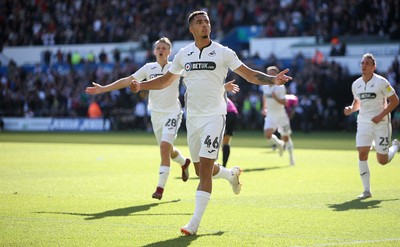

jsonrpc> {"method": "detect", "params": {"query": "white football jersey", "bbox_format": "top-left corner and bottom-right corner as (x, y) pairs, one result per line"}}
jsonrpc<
(352, 73), (396, 123)
(169, 41), (243, 117)
(132, 62), (181, 113)
(262, 84), (286, 116)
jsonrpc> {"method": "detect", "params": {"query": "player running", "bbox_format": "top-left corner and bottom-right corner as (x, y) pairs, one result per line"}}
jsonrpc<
(262, 66), (295, 166)
(86, 37), (190, 200)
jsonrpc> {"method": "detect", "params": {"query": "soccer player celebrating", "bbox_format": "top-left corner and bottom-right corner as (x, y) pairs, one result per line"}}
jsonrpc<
(130, 10), (291, 235)
(344, 53), (399, 199)
(86, 37), (191, 200)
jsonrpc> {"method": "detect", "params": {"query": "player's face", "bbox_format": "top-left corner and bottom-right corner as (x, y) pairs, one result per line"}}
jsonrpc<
(360, 57), (376, 76)
(189, 14), (211, 40)
(153, 42), (171, 60)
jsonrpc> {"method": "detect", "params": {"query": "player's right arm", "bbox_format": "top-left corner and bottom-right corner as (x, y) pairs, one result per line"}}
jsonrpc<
(344, 98), (360, 116)
(130, 71), (179, 93)
(262, 90), (267, 116)
(86, 75), (134, 95)
(344, 83), (360, 116)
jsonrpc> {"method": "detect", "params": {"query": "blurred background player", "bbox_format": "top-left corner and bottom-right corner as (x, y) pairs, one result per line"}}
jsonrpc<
(285, 94), (299, 121)
(344, 53), (399, 199)
(222, 96), (239, 167)
(86, 37), (191, 200)
(262, 66), (295, 166)
(271, 93), (298, 151)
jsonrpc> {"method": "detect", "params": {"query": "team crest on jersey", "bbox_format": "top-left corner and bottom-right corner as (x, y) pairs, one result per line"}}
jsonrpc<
(184, 62), (216, 71)
(149, 73), (163, 79)
(208, 50), (216, 57)
(359, 92), (377, 100)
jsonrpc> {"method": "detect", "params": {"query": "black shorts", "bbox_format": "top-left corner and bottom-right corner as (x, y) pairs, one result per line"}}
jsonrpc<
(225, 112), (238, 136)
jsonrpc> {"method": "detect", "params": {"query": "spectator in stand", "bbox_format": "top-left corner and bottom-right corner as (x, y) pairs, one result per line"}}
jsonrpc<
(312, 49), (324, 65)
(88, 100), (103, 118)
(330, 37), (346, 56)
(2, 1), (399, 46)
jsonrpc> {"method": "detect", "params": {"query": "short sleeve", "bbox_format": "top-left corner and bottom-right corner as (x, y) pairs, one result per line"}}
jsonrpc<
(224, 47), (243, 71)
(131, 64), (148, 81)
(381, 78), (396, 98)
(351, 82), (359, 100)
(275, 86), (286, 99)
(169, 49), (185, 75)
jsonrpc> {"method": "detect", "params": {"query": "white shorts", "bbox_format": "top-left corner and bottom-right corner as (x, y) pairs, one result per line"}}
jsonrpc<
(186, 115), (225, 162)
(151, 111), (183, 145)
(356, 121), (392, 154)
(263, 112), (292, 136)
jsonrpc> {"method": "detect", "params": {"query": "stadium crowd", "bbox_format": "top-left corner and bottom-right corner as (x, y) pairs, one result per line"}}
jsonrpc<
(2, 0), (400, 47)
(1, 0), (400, 132)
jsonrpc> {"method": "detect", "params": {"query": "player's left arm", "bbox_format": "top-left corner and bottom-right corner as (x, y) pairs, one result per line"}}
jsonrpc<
(234, 64), (292, 86)
(372, 93), (399, 123)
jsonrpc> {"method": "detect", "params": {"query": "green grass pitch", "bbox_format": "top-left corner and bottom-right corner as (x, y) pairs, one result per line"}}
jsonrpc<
(1, 131), (399, 246)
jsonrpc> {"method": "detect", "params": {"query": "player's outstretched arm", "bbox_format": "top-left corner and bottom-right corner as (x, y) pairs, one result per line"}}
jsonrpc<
(234, 64), (292, 86)
(85, 76), (133, 95)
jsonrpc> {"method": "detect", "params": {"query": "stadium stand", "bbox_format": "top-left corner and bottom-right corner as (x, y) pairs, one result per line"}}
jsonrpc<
(1, 0), (399, 131)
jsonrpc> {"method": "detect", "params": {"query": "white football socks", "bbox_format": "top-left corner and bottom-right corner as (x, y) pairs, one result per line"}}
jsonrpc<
(213, 165), (231, 180)
(358, 160), (370, 192)
(270, 134), (284, 147)
(157, 165), (170, 188)
(172, 149), (186, 166)
(388, 144), (398, 162)
(287, 138), (295, 165)
(191, 190), (211, 226)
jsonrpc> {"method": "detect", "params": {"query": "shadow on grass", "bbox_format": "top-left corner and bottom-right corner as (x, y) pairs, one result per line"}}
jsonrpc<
(142, 231), (224, 247)
(35, 199), (188, 220)
(328, 198), (399, 211)
(243, 166), (290, 173)
(181, 166), (289, 180)
(181, 166), (289, 181)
